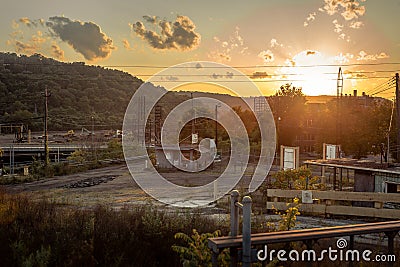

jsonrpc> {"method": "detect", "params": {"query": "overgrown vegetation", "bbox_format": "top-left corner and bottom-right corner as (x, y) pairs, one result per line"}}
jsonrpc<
(172, 229), (229, 267)
(0, 189), (229, 267)
(271, 167), (325, 190)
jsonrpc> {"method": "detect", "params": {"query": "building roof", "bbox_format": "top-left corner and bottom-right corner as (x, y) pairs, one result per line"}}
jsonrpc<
(305, 158), (400, 176)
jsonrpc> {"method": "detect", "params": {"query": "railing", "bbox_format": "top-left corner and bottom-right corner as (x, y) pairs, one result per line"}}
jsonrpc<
(208, 190), (400, 267)
(267, 189), (400, 219)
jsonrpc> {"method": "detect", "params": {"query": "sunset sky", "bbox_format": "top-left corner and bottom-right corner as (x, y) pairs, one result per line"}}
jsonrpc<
(1, 0), (400, 96)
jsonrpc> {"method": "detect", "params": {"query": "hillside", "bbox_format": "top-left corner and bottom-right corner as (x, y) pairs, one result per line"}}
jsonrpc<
(0, 52), (143, 131)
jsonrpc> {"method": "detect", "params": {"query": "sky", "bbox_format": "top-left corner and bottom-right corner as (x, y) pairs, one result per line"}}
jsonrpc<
(1, 0), (400, 97)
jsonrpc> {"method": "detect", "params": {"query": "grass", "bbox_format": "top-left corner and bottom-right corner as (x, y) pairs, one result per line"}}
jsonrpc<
(0, 188), (229, 267)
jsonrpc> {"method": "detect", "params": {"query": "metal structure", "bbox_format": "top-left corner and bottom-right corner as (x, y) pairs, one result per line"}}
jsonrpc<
(209, 190), (400, 267)
(336, 67), (343, 146)
(253, 96), (269, 116)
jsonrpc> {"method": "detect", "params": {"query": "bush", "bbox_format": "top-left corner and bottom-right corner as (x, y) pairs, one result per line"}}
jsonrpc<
(0, 190), (228, 267)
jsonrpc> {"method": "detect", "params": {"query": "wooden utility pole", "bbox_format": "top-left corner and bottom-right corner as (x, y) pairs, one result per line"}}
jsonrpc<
(43, 87), (51, 166)
(396, 73), (400, 161)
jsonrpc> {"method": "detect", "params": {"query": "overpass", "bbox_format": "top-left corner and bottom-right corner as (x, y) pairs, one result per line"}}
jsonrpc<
(1, 143), (86, 157)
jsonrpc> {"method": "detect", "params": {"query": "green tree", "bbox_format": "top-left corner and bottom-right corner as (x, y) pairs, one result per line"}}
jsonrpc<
(268, 84), (306, 147)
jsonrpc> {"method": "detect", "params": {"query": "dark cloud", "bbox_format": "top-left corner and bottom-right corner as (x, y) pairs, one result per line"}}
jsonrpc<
(226, 72), (234, 79)
(143, 15), (158, 24)
(211, 73), (223, 79)
(250, 71), (271, 79)
(19, 17), (45, 27)
(9, 31), (46, 55)
(306, 50), (316, 55)
(164, 75), (179, 81)
(211, 72), (235, 79)
(258, 50), (274, 63)
(131, 15), (200, 51)
(51, 43), (64, 60)
(14, 40), (38, 54)
(46, 16), (115, 60)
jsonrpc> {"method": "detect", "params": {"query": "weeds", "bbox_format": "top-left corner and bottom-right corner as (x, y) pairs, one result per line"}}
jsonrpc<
(0, 189), (228, 267)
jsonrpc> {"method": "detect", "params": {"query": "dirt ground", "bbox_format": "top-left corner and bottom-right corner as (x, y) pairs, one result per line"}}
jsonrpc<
(4, 164), (150, 208)
(3, 163), (225, 210)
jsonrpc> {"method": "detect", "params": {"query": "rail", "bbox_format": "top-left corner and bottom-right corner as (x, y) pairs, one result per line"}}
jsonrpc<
(208, 191), (400, 267)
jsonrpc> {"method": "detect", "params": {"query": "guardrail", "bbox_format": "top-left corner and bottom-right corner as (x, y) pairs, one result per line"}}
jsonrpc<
(266, 189), (400, 219)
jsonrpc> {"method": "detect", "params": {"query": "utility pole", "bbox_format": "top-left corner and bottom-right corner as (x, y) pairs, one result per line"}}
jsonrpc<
(395, 73), (400, 161)
(336, 67), (343, 147)
(43, 87), (51, 166)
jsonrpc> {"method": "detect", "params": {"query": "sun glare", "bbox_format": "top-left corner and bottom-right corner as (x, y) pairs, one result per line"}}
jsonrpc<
(279, 51), (338, 96)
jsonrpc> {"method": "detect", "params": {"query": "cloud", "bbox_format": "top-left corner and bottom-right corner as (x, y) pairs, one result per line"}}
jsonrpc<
(217, 53), (231, 61)
(164, 75), (179, 81)
(250, 71), (270, 79)
(211, 73), (223, 79)
(46, 16), (115, 60)
(344, 70), (368, 79)
(209, 26), (248, 62)
(211, 71), (235, 79)
(9, 30), (46, 55)
(258, 50), (274, 63)
(357, 50), (390, 61)
(306, 50), (316, 56)
(304, 12), (316, 27)
(334, 52), (354, 64)
(332, 19), (350, 42)
(319, 0), (366, 21)
(19, 17), (45, 28)
(50, 42), (64, 60)
(122, 39), (134, 51)
(270, 38), (283, 48)
(349, 21), (364, 29)
(130, 15), (200, 51)
(226, 71), (234, 79)
(142, 15), (158, 24)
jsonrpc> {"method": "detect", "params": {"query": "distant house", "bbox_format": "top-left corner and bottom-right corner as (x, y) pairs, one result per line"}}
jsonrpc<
(306, 159), (400, 194)
(306, 159), (400, 208)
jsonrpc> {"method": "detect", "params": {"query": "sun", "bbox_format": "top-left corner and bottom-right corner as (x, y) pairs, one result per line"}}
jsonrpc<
(279, 50), (338, 96)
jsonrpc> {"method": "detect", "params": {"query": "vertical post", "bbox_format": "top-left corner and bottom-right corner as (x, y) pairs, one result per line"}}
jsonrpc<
(333, 167), (337, 190)
(215, 104), (218, 149)
(230, 190), (239, 267)
(385, 231), (396, 267)
(43, 87), (50, 166)
(242, 196), (252, 267)
(322, 143), (326, 178)
(395, 73), (400, 161)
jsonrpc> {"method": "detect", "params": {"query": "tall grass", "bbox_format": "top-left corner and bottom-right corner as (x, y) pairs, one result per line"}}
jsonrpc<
(0, 189), (228, 267)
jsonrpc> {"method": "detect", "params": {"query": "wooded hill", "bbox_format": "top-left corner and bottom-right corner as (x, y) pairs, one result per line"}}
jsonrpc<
(0, 52), (143, 131)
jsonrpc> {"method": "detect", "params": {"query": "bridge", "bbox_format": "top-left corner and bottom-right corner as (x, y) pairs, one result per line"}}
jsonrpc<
(1, 144), (86, 156)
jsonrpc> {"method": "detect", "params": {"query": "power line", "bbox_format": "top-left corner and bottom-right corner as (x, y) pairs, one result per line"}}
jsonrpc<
(364, 77), (395, 95)
(4, 61), (400, 69)
(102, 62), (400, 68)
